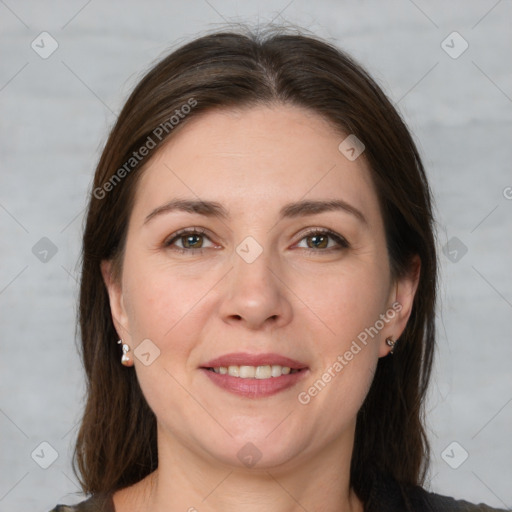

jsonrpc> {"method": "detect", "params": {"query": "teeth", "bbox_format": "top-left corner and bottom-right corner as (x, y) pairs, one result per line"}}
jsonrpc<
(228, 365), (239, 377)
(209, 365), (300, 379)
(255, 365), (271, 379)
(271, 365), (282, 377)
(240, 365), (255, 378)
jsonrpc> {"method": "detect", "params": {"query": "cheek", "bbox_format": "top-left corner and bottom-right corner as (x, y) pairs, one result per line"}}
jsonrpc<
(122, 263), (203, 417)
(122, 252), (207, 341)
(292, 258), (391, 343)
(291, 259), (388, 410)
(293, 330), (379, 453)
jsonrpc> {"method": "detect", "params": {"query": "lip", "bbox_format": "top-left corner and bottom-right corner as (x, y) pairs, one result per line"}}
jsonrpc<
(200, 367), (310, 398)
(200, 352), (308, 370)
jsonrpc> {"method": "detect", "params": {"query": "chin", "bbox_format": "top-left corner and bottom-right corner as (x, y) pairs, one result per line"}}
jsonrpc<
(200, 431), (307, 471)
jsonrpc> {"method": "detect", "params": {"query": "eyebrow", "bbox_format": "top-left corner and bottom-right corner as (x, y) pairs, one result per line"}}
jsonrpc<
(143, 198), (367, 225)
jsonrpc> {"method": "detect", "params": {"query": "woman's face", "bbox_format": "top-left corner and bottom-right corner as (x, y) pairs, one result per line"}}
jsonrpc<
(103, 104), (418, 470)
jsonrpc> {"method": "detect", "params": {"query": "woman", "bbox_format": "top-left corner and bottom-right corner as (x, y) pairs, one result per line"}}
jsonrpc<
(50, 25), (506, 512)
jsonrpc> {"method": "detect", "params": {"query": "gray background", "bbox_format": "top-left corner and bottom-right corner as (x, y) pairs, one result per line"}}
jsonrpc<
(1, 1), (511, 510)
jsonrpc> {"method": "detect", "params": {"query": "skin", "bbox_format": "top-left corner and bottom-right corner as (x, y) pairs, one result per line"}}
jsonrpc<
(102, 104), (420, 512)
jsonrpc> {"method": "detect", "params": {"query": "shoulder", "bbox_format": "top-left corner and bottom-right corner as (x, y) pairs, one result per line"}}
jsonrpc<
(367, 472), (507, 512)
(405, 481), (507, 512)
(48, 493), (114, 512)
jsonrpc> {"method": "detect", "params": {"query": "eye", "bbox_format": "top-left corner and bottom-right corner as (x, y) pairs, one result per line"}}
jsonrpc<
(163, 227), (349, 254)
(163, 227), (217, 253)
(295, 229), (349, 252)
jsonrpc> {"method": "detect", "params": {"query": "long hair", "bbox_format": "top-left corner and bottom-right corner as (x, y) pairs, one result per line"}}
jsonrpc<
(74, 24), (437, 501)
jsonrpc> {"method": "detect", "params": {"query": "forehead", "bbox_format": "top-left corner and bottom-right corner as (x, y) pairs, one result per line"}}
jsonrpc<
(132, 104), (379, 223)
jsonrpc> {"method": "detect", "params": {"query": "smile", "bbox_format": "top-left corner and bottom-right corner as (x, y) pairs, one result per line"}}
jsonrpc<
(200, 366), (309, 398)
(206, 364), (302, 379)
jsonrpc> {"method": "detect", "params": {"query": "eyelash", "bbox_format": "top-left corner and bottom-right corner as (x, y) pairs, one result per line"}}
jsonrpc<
(163, 227), (350, 255)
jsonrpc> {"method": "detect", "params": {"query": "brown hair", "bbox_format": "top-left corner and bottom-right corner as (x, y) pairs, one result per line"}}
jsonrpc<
(75, 24), (437, 502)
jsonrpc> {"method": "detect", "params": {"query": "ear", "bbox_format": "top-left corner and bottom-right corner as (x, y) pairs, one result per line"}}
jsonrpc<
(379, 254), (421, 357)
(101, 259), (132, 344)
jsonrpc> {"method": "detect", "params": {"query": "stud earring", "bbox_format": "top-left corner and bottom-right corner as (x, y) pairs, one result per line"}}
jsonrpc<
(385, 337), (396, 354)
(117, 339), (133, 366)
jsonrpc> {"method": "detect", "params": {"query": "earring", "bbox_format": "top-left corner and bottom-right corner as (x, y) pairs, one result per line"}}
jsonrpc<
(386, 337), (396, 354)
(117, 339), (133, 366)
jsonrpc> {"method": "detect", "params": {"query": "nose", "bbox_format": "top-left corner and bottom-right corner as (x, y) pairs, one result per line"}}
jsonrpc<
(218, 243), (293, 331)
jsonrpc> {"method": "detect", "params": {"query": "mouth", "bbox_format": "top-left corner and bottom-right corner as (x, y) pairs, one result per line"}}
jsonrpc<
(199, 353), (309, 398)
(203, 365), (305, 378)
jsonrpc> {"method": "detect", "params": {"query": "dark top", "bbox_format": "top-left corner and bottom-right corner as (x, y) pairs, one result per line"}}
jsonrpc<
(49, 473), (508, 511)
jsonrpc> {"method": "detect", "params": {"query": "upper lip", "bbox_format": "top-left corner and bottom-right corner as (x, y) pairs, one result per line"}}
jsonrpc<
(201, 352), (308, 370)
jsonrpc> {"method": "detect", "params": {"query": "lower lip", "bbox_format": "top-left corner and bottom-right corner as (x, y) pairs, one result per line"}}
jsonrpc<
(200, 368), (309, 398)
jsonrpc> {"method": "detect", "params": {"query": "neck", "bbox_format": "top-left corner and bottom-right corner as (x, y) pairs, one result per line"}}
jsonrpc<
(114, 424), (364, 512)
